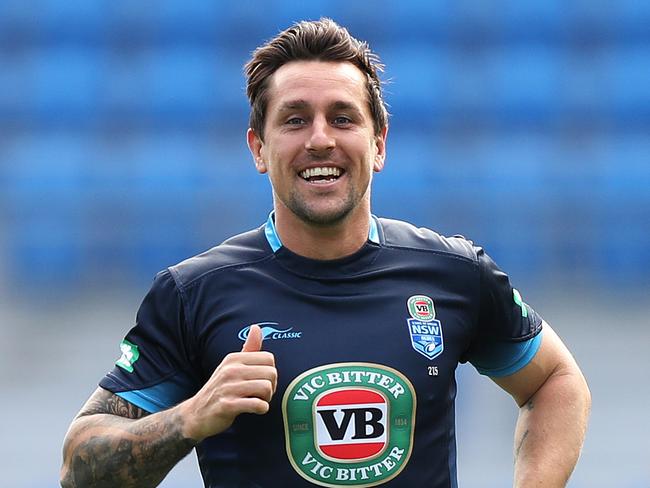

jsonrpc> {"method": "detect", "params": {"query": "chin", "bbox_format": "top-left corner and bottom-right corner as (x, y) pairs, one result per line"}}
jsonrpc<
(292, 204), (355, 227)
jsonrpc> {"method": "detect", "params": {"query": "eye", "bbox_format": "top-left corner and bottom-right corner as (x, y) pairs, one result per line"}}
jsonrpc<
(286, 117), (305, 125)
(333, 116), (352, 125)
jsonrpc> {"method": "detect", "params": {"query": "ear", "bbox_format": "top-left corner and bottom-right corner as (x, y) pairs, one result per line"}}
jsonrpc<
(247, 128), (267, 174)
(373, 125), (388, 173)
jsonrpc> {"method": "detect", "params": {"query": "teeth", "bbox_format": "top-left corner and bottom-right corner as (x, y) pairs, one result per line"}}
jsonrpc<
(300, 167), (341, 179)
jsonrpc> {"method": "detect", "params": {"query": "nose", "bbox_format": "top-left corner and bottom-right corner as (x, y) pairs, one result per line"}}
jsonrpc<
(305, 115), (335, 154)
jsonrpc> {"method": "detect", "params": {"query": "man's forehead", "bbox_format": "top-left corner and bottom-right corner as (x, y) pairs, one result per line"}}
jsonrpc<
(267, 60), (367, 107)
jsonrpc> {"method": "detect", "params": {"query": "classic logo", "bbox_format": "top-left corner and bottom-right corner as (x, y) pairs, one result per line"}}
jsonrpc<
(116, 339), (139, 373)
(406, 295), (444, 360)
(283, 363), (416, 487)
(238, 322), (302, 341)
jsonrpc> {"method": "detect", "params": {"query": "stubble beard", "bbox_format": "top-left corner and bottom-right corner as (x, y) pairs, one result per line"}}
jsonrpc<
(283, 181), (368, 228)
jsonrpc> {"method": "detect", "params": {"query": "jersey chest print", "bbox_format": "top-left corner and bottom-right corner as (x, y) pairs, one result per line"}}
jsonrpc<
(283, 363), (416, 487)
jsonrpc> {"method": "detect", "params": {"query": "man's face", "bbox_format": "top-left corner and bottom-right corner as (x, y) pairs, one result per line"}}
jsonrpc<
(248, 60), (387, 227)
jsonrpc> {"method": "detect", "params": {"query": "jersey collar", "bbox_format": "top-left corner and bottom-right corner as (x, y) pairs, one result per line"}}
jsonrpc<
(264, 211), (380, 253)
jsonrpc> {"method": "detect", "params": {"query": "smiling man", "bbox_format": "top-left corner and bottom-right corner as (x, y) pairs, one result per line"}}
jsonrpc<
(60, 19), (590, 488)
(248, 58), (386, 259)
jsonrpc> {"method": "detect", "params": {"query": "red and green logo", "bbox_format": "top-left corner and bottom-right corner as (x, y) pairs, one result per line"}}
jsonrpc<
(283, 363), (416, 487)
(407, 295), (435, 322)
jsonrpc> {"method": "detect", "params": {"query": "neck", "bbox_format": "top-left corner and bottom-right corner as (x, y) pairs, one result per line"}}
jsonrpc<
(273, 205), (371, 260)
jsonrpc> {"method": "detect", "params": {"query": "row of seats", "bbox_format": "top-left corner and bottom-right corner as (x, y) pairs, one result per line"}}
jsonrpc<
(2, 127), (648, 287)
(1, 46), (649, 124)
(0, 2), (648, 290)
(2, 0), (650, 40)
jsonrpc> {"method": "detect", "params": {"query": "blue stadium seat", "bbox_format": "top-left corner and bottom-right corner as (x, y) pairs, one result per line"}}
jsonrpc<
(0, 52), (32, 118)
(104, 47), (221, 120)
(37, 0), (110, 38)
(609, 0), (650, 33)
(380, 46), (452, 124)
(29, 47), (108, 121)
(132, 0), (221, 33)
(605, 47), (650, 118)
(483, 46), (565, 122)
(2, 132), (90, 285)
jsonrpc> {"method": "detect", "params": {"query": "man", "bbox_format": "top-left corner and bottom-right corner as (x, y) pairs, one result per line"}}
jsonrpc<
(60, 18), (590, 488)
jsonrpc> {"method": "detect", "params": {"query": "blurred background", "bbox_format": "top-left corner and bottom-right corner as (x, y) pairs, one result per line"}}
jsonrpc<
(0, 1), (648, 486)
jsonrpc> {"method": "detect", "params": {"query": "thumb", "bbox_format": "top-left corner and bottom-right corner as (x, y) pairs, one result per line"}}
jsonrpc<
(242, 324), (263, 352)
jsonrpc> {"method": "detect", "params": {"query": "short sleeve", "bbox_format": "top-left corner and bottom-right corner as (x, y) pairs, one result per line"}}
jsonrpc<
(464, 247), (544, 377)
(99, 270), (199, 412)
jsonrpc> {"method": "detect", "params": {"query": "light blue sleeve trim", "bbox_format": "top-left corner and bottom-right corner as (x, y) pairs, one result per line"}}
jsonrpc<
(473, 329), (544, 377)
(265, 211), (283, 252)
(115, 375), (195, 413)
(116, 390), (166, 413)
(264, 211), (379, 251)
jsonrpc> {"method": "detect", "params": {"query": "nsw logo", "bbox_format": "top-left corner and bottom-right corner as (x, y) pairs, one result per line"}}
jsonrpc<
(406, 295), (444, 360)
(407, 319), (443, 360)
(238, 322), (302, 342)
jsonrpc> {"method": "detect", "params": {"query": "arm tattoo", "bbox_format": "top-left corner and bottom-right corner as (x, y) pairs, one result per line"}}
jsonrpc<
(62, 388), (197, 488)
(515, 429), (529, 460)
(77, 388), (150, 420)
(514, 400), (534, 461)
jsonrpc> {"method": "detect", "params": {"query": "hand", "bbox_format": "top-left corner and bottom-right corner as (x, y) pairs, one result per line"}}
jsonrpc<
(179, 325), (277, 441)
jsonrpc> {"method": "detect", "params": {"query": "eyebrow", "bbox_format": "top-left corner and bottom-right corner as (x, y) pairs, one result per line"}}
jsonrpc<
(278, 100), (309, 111)
(331, 101), (361, 113)
(277, 99), (363, 114)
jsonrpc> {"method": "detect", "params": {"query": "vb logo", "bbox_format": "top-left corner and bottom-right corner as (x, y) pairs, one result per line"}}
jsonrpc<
(283, 363), (416, 487)
(407, 295), (435, 322)
(315, 389), (388, 460)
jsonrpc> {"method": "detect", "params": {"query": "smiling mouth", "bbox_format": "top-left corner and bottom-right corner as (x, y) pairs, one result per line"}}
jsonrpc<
(299, 166), (344, 184)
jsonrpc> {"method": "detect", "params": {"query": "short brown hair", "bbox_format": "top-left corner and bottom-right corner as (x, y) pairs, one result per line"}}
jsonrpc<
(245, 18), (388, 139)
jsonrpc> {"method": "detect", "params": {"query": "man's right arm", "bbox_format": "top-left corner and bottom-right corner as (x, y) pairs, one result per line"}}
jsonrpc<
(60, 387), (197, 488)
(60, 325), (277, 488)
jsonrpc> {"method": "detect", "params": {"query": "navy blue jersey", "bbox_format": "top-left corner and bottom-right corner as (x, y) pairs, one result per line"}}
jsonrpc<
(100, 215), (543, 488)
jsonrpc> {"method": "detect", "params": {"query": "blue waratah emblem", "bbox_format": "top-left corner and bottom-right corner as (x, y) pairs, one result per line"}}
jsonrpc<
(407, 318), (444, 360)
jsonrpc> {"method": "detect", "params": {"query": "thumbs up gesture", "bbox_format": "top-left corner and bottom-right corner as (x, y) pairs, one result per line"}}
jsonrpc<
(241, 323), (264, 352)
(179, 325), (278, 442)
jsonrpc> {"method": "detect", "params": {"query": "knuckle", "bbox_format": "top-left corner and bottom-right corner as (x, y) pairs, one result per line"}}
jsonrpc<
(260, 383), (273, 402)
(254, 401), (270, 415)
(222, 352), (236, 363)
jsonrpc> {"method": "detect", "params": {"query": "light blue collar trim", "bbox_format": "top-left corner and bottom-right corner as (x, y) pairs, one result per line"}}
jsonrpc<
(264, 212), (380, 252)
(368, 216), (380, 244)
(265, 212), (283, 252)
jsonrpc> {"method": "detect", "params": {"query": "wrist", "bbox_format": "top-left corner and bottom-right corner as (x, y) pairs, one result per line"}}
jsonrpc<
(174, 398), (205, 443)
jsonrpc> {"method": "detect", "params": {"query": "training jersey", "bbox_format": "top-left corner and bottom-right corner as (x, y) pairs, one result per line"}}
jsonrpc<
(100, 215), (543, 488)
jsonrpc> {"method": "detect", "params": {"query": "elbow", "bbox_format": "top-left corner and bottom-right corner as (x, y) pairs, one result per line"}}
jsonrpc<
(579, 369), (592, 420)
(60, 424), (82, 488)
(550, 362), (592, 427)
(60, 452), (77, 488)
(60, 470), (73, 488)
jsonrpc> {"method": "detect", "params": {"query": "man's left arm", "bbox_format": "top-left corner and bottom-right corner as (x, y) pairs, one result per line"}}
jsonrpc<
(491, 322), (591, 488)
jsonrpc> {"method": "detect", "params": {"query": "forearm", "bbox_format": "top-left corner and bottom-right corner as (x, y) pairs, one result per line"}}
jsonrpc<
(513, 367), (591, 488)
(60, 405), (196, 488)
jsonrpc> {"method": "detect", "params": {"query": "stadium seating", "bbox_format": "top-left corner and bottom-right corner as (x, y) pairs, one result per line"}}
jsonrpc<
(0, 0), (648, 290)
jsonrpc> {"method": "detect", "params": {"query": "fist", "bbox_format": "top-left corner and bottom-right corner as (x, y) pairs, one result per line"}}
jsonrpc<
(180, 325), (277, 441)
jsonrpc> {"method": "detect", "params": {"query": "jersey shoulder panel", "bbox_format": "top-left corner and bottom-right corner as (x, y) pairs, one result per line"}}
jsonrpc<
(168, 226), (273, 289)
(377, 217), (477, 263)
